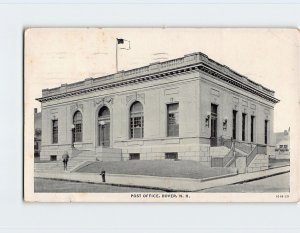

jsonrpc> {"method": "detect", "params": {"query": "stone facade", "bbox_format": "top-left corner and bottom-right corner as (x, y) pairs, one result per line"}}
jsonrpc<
(37, 52), (279, 164)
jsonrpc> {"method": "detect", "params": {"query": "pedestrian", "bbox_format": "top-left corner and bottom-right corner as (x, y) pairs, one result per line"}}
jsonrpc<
(62, 151), (70, 171)
(100, 169), (106, 182)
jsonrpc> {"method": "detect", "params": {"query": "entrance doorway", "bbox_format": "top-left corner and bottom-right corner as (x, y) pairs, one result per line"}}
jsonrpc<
(210, 104), (218, 146)
(98, 106), (110, 147)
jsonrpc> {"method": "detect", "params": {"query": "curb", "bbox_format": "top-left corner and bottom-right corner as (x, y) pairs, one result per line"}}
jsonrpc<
(35, 166), (290, 193)
(102, 172), (238, 183)
(231, 170), (290, 185)
(35, 177), (178, 192)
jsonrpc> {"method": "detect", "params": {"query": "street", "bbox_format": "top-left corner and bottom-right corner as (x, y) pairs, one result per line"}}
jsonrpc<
(35, 172), (289, 193)
(200, 172), (290, 193)
(34, 178), (162, 193)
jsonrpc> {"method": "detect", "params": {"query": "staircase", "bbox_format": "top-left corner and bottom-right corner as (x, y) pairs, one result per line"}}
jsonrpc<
(35, 147), (123, 173)
(210, 137), (267, 170)
(210, 146), (230, 157)
(211, 138), (235, 167)
(34, 149), (97, 173)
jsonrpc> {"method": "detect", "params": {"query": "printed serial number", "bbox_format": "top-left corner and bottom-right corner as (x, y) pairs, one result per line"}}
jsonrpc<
(275, 194), (289, 198)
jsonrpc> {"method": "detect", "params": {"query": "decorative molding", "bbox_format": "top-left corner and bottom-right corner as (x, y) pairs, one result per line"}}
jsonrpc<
(250, 103), (256, 110)
(70, 103), (84, 114)
(232, 97), (239, 104)
(242, 100), (248, 107)
(126, 92), (145, 105)
(94, 96), (114, 106)
(210, 88), (220, 97)
(50, 109), (58, 120)
(164, 87), (179, 96)
(50, 109), (58, 114)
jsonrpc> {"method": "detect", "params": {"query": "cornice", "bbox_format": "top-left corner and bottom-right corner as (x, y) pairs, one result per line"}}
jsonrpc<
(36, 65), (197, 103)
(36, 52), (280, 104)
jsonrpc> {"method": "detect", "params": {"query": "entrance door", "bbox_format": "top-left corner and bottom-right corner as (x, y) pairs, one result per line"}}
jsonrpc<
(210, 104), (218, 146)
(98, 106), (110, 147)
(99, 123), (110, 147)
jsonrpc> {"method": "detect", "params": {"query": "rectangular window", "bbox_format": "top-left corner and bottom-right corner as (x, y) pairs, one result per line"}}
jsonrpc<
(52, 120), (58, 144)
(167, 103), (179, 137)
(34, 141), (38, 150)
(242, 113), (246, 141)
(250, 116), (255, 142)
(129, 153), (140, 160)
(210, 104), (218, 146)
(165, 153), (178, 160)
(50, 155), (57, 161)
(232, 110), (237, 140)
(265, 120), (268, 144)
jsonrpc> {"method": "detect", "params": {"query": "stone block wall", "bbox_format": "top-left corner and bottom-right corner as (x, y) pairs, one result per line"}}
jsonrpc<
(246, 154), (269, 173)
(120, 143), (211, 166)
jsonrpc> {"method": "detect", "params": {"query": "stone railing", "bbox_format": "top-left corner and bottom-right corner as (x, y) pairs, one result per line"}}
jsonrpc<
(246, 144), (267, 167)
(161, 57), (185, 69)
(234, 140), (254, 154)
(124, 66), (150, 77)
(223, 144), (235, 167)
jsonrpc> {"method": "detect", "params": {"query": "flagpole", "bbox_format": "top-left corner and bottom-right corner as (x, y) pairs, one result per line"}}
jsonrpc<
(116, 39), (118, 72)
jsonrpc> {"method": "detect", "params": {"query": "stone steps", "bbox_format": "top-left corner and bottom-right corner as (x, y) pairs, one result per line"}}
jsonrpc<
(210, 146), (230, 157)
(35, 148), (122, 173)
(35, 149), (97, 173)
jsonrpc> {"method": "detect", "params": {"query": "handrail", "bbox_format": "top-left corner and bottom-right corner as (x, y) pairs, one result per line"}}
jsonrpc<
(246, 144), (267, 167)
(223, 143), (235, 167)
(246, 146), (257, 167)
(211, 137), (268, 168)
(213, 136), (233, 148)
(234, 140), (254, 154)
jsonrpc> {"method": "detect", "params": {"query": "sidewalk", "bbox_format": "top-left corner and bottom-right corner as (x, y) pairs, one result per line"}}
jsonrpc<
(35, 166), (290, 192)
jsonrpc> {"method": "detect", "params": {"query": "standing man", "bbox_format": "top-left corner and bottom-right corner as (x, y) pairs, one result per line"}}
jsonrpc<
(62, 151), (70, 171)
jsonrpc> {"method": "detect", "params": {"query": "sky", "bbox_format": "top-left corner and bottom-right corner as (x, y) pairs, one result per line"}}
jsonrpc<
(25, 28), (300, 132)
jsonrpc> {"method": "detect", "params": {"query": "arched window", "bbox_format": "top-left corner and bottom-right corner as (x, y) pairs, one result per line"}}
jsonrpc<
(130, 101), (144, 139)
(98, 106), (110, 119)
(73, 111), (82, 142)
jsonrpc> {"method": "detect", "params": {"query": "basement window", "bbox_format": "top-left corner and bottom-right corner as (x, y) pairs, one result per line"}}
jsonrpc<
(129, 153), (140, 160)
(165, 153), (178, 160)
(50, 155), (57, 161)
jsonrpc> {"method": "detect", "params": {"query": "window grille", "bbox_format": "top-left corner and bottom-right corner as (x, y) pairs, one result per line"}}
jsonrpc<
(167, 103), (179, 137)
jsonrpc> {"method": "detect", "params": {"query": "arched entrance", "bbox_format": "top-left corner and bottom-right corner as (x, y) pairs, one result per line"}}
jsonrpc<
(98, 106), (110, 147)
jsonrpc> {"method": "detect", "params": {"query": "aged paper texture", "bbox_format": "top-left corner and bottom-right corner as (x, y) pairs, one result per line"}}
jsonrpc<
(24, 28), (300, 202)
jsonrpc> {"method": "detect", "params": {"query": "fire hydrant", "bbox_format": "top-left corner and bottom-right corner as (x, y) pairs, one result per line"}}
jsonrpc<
(100, 170), (106, 183)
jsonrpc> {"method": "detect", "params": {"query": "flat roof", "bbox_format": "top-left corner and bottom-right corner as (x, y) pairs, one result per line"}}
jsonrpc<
(37, 52), (279, 104)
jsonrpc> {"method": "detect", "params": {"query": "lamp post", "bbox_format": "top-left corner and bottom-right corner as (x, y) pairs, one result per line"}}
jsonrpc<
(99, 120), (105, 146)
(71, 124), (75, 148)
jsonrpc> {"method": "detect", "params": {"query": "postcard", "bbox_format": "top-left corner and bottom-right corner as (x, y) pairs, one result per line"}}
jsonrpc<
(24, 28), (299, 202)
